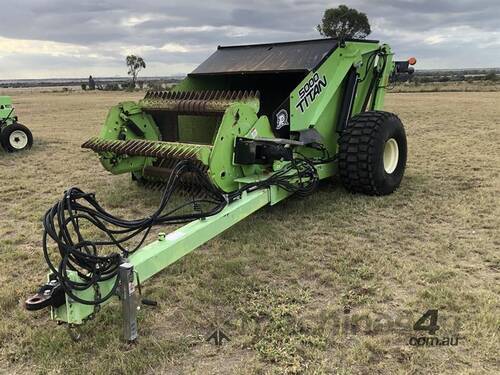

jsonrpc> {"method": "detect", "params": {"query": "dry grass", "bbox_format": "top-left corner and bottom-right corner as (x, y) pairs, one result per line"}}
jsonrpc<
(389, 80), (500, 93)
(0, 90), (498, 374)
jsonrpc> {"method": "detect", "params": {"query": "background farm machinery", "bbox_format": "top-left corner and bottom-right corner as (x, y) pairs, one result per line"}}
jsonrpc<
(0, 96), (33, 152)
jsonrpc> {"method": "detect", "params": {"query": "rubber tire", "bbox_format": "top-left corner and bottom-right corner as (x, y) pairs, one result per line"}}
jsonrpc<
(338, 111), (407, 195)
(1, 123), (33, 152)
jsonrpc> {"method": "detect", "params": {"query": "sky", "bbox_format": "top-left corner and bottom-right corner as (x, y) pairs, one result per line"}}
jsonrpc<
(0, 0), (499, 79)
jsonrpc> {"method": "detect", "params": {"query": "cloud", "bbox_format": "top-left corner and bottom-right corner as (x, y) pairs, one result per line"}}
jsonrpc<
(0, 0), (499, 78)
(0, 37), (90, 57)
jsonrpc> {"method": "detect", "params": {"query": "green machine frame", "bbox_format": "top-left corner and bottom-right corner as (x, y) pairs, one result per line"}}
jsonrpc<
(27, 39), (408, 341)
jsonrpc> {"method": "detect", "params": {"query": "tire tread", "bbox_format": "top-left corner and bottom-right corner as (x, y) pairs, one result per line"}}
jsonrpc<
(338, 111), (401, 195)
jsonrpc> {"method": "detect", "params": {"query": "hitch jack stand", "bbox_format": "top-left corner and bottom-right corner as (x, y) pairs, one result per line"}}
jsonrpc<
(119, 262), (138, 342)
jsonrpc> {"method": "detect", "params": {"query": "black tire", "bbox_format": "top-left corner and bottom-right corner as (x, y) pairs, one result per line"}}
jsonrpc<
(1, 122), (33, 152)
(338, 111), (407, 195)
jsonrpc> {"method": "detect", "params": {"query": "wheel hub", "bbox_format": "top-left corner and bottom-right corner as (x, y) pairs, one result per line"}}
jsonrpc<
(9, 130), (29, 150)
(383, 138), (399, 174)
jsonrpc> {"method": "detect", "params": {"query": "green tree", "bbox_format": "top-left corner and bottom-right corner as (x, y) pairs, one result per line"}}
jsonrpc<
(484, 72), (498, 81)
(126, 55), (146, 88)
(317, 5), (371, 40)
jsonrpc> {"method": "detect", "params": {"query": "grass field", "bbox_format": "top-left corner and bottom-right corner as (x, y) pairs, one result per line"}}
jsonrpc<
(0, 90), (498, 374)
(389, 81), (500, 93)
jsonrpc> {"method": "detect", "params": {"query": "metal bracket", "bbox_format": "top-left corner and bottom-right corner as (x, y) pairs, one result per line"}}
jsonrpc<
(25, 278), (65, 311)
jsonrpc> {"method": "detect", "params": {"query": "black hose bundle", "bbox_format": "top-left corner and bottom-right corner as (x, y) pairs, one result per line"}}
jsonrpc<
(43, 160), (228, 305)
(43, 156), (319, 306)
(228, 155), (319, 200)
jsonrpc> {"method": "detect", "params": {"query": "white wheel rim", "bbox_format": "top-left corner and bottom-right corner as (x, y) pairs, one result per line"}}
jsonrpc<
(383, 138), (399, 174)
(9, 130), (29, 149)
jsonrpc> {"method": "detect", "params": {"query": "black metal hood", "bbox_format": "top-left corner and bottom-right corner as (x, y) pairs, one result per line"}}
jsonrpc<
(189, 38), (341, 76)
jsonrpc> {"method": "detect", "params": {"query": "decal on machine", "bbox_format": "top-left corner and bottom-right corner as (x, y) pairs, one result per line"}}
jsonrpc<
(295, 72), (327, 113)
(271, 97), (291, 138)
(275, 109), (289, 130)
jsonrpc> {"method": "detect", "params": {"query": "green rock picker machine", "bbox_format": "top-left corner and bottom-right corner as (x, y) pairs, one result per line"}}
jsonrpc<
(0, 96), (33, 152)
(26, 38), (415, 341)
